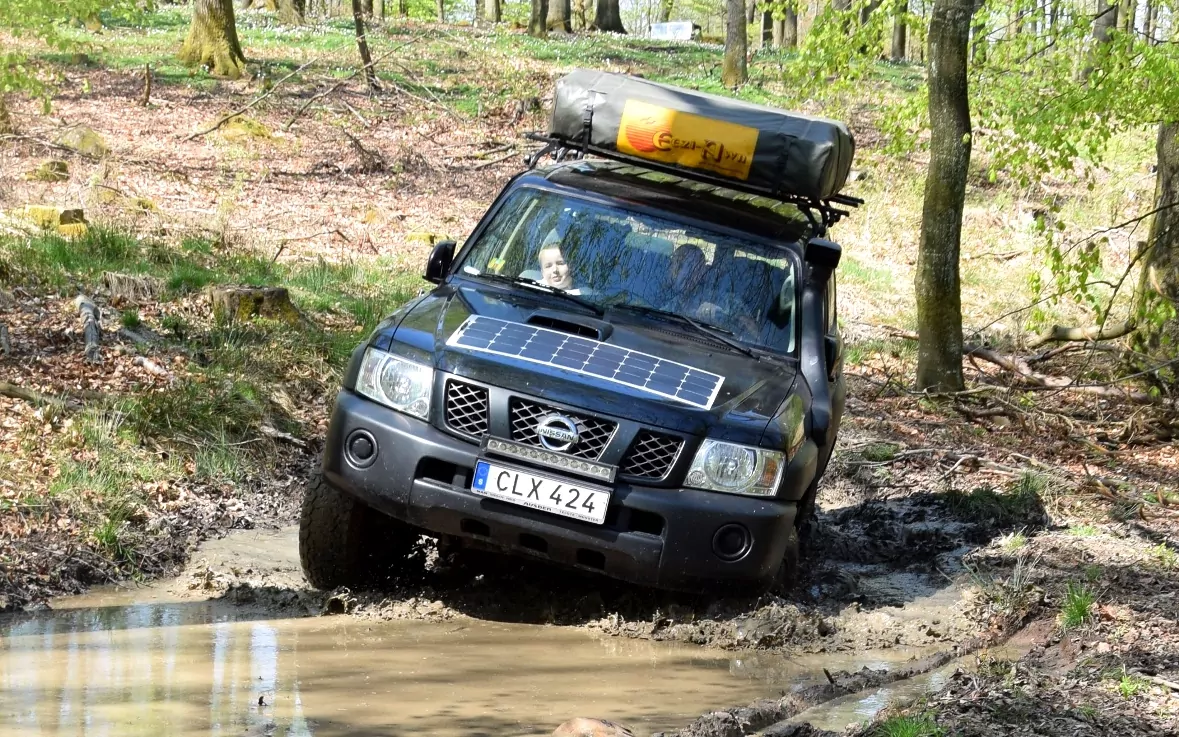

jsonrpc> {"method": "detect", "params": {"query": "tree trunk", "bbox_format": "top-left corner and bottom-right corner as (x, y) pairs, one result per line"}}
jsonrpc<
(398, 0), (408, 16)
(179, 0), (247, 79)
(782, 6), (798, 48)
(1133, 121), (1179, 353)
(278, 0), (305, 24)
(593, 0), (625, 32)
(351, 0), (379, 90)
(1146, 1), (1157, 44)
(915, 0), (973, 393)
(657, 0), (673, 23)
(891, 0), (907, 61)
(487, 0), (501, 22)
(722, 0), (747, 87)
(1118, 0), (1135, 33)
(548, 0), (571, 33)
(436, 0), (445, 21)
(1081, 1), (1118, 79)
(0, 95), (13, 135)
(529, 0), (548, 35)
(360, 0), (373, 15)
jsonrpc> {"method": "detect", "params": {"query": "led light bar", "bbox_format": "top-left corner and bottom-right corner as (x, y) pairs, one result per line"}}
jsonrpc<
(482, 437), (617, 483)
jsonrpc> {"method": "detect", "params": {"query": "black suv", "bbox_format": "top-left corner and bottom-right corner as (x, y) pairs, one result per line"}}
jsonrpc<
(300, 71), (855, 592)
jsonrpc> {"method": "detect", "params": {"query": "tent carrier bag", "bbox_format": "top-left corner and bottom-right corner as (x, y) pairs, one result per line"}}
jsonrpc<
(548, 69), (855, 203)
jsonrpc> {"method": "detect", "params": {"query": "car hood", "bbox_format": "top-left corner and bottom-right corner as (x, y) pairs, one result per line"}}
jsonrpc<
(371, 284), (799, 444)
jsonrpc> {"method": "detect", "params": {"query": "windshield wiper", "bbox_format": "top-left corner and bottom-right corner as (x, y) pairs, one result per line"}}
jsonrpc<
(468, 273), (604, 316)
(609, 304), (755, 357)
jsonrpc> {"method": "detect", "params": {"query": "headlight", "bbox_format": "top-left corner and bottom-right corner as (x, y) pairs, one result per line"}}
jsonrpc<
(355, 348), (433, 419)
(685, 440), (785, 497)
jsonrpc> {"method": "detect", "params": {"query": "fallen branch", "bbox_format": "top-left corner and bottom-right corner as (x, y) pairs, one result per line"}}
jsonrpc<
(118, 326), (154, 346)
(468, 151), (519, 171)
(1131, 670), (1179, 692)
(0, 381), (71, 410)
(184, 59), (316, 141)
(1027, 321), (1136, 350)
(133, 355), (173, 381)
(260, 424), (308, 450)
(965, 344), (1156, 404)
(282, 44), (409, 131)
(74, 295), (102, 363)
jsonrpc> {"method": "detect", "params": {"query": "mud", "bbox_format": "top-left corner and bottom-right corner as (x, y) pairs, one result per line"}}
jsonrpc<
(0, 529), (972, 737)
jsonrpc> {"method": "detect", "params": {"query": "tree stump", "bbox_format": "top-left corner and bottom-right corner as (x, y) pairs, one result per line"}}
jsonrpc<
(74, 295), (103, 363)
(209, 286), (309, 327)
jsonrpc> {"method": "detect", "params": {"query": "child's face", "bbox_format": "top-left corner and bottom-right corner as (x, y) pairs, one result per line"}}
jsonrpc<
(539, 247), (572, 289)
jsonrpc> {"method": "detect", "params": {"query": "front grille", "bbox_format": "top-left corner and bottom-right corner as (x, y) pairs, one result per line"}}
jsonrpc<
(620, 431), (683, 480)
(445, 380), (489, 438)
(509, 398), (616, 460)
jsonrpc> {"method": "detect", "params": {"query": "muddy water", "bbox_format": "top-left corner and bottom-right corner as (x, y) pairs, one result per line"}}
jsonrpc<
(0, 531), (940, 737)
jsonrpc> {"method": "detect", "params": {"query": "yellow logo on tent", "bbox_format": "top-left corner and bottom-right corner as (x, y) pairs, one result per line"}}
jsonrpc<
(616, 99), (759, 180)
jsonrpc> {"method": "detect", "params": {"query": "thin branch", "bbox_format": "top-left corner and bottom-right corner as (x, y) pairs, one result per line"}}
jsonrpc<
(184, 60), (317, 141)
(1027, 321), (1136, 349)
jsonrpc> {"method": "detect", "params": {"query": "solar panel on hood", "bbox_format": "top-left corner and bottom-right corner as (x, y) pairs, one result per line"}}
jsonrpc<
(447, 315), (725, 410)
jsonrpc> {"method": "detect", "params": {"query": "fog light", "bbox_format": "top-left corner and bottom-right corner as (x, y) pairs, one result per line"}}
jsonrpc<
(712, 524), (751, 561)
(345, 429), (378, 468)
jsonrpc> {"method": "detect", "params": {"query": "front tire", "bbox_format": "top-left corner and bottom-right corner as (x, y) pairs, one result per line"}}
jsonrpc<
(299, 471), (418, 590)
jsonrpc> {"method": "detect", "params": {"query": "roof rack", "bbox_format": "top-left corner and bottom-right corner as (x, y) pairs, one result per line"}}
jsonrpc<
(523, 132), (862, 236)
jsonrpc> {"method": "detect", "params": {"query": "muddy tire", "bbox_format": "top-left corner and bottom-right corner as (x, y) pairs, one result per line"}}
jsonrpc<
(795, 478), (820, 549)
(774, 526), (801, 591)
(299, 471), (418, 590)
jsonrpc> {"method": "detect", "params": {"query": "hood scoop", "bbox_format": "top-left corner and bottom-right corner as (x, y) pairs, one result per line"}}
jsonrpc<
(526, 309), (612, 341)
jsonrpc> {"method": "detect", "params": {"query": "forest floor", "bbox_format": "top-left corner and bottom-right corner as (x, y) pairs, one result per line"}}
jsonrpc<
(1, 7), (1178, 737)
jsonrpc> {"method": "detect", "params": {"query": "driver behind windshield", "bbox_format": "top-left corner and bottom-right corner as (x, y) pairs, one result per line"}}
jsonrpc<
(664, 245), (761, 338)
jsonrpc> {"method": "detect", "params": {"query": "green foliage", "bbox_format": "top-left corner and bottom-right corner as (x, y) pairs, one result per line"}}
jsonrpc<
(1059, 581), (1096, 629)
(873, 713), (943, 737)
(1115, 669), (1149, 699)
(944, 477), (1046, 528)
(119, 307), (141, 329)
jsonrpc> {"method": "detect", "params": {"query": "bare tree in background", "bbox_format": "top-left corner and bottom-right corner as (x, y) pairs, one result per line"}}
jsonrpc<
(593, 0), (625, 32)
(915, 0), (974, 392)
(179, 0), (247, 79)
(548, 0), (571, 33)
(529, 0), (549, 35)
(351, 0), (379, 91)
(721, 0), (746, 86)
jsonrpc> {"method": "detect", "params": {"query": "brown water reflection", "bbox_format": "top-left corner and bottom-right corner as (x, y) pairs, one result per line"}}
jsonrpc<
(0, 592), (859, 737)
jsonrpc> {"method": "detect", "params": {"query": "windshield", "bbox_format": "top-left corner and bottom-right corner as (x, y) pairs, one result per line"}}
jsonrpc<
(458, 187), (799, 353)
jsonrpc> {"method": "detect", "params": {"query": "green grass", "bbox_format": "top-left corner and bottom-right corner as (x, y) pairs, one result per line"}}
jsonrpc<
(1149, 543), (1178, 569)
(1115, 669), (1149, 699)
(1068, 524), (1100, 538)
(861, 442), (902, 463)
(1059, 581), (1097, 630)
(120, 307), (142, 329)
(1000, 529), (1029, 551)
(944, 475), (1047, 528)
(873, 714), (943, 737)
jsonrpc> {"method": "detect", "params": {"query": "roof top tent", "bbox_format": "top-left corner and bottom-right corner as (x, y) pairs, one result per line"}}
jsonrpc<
(648, 21), (701, 41)
(531, 69), (860, 234)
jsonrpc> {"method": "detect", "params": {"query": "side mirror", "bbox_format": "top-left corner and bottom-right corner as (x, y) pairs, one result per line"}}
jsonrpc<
(424, 240), (456, 284)
(804, 237), (842, 274)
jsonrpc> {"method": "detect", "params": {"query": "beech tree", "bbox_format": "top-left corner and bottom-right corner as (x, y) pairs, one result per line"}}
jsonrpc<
(593, 0), (625, 32)
(179, 0), (247, 79)
(916, 0), (974, 391)
(721, 0), (747, 86)
(548, 0), (571, 33)
(529, 0), (549, 36)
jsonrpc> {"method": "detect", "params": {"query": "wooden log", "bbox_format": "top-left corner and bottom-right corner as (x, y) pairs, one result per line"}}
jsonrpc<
(1027, 321), (1135, 349)
(0, 323), (10, 356)
(0, 381), (71, 410)
(74, 295), (102, 363)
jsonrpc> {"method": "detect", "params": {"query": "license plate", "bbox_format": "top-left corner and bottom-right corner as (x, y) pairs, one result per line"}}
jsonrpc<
(471, 460), (611, 525)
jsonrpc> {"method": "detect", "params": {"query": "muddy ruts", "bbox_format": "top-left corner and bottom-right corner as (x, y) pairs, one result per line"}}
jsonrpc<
(652, 635), (994, 737)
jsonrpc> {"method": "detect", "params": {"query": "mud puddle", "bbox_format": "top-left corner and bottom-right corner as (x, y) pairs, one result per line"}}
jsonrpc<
(0, 530), (951, 737)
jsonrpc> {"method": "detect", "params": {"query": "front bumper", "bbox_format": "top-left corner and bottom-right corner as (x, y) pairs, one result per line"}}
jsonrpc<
(322, 390), (799, 591)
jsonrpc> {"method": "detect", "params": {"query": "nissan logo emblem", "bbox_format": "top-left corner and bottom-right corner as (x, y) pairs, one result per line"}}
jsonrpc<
(536, 414), (580, 452)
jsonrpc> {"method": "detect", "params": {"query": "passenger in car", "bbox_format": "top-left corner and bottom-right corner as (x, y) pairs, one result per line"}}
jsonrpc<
(538, 230), (577, 292)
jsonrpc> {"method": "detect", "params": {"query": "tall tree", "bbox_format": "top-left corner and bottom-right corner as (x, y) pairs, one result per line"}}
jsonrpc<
(1118, 0), (1135, 33)
(487, 0), (501, 22)
(351, 0), (378, 90)
(657, 0), (674, 23)
(529, 0), (549, 36)
(278, 0), (305, 24)
(891, 0), (907, 61)
(593, 0), (625, 32)
(179, 0), (247, 79)
(915, 0), (974, 392)
(436, 0), (445, 21)
(1081, 1), (1118, 79)
(722, 0), (747, 86)
(548, 0), (571, 33)
(1134, 122), (1179, 351)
